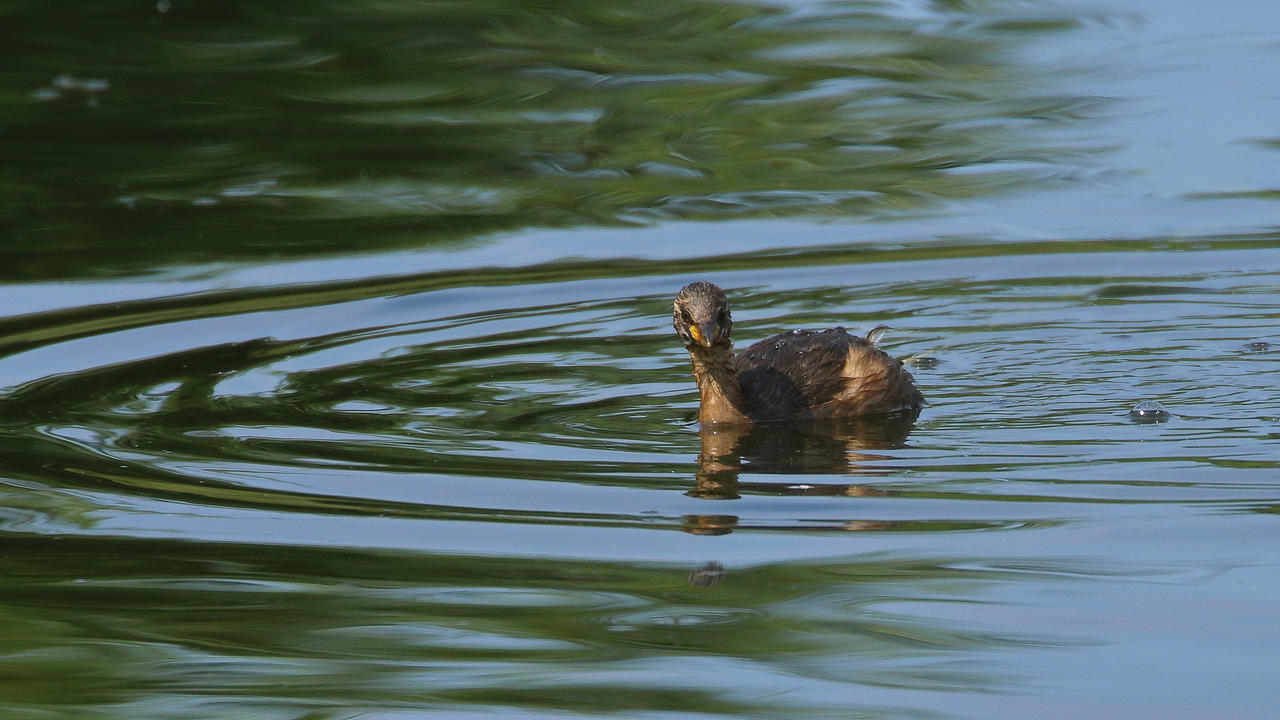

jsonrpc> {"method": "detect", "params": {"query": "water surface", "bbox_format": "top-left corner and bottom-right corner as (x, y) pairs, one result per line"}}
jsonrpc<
(2, 0), (1279, 718)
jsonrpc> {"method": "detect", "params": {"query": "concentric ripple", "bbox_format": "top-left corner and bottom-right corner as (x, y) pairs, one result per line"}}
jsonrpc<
(1, 236), (1276, 551)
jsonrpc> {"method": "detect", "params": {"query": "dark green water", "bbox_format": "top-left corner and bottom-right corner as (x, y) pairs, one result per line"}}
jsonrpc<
(3, 1), (1279, 718)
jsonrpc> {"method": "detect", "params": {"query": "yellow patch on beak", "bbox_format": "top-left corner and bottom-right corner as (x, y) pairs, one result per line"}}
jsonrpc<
(689, 322), (716, 348)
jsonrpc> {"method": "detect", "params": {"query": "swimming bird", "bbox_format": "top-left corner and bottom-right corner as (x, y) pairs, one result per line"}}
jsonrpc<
(673, 281), (924, 424)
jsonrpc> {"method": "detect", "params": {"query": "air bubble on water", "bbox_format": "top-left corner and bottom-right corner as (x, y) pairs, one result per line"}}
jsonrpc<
(903, 354), (939, 369)
(1128, 399), (1170, 424)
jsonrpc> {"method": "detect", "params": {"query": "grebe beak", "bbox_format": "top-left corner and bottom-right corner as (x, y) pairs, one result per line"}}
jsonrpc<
(689, 321), (718, 348)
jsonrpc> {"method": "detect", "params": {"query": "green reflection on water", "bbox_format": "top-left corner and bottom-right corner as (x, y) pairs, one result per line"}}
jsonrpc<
(0, 534), (1051, 719)
(3, 0), (1095, 278)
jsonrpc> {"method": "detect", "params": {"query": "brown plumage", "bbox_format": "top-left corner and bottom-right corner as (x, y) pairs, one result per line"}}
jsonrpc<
(673, 281), (924, 425)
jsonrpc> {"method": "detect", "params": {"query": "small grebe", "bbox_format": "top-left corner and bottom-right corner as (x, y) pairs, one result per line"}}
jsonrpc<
(673, 281), (923, 425)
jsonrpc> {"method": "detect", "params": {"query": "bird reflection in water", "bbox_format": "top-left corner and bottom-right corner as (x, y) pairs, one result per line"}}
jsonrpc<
(683, 409), (920, 536)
